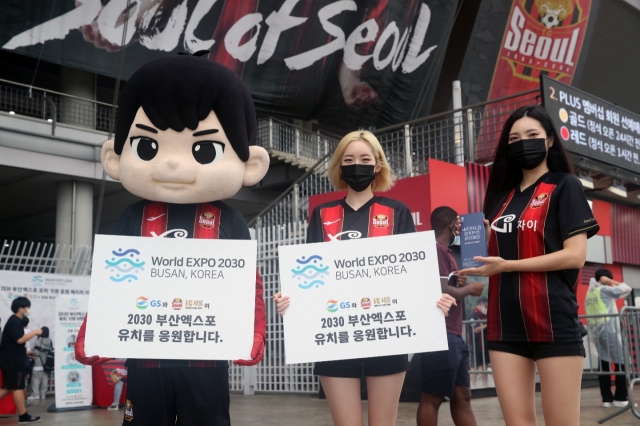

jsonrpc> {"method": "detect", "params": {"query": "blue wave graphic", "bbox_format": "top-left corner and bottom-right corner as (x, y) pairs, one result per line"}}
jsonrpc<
(292, 264), (328, 274)
(110, 274), (139, 283)
(298, 280), (325, 289)
(296, 255), (322, 264)
(105, 258), (145, 268)
(112, 248), (140, 257)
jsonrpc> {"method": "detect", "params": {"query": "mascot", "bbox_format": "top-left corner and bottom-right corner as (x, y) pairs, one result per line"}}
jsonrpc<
(75, 51), (269, 426)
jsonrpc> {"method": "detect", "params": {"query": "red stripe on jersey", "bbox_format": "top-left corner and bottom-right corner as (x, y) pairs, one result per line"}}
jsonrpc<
(320, 205), (345, 242)
(194, 204), (222, 239)
(141, 203), (169, 237)
(487, 190), (515, 341)
(518, 182), (556, 341)
(368, 203), (394, 237)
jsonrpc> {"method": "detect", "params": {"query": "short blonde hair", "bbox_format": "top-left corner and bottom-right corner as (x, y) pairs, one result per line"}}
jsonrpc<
(328, 130), (395, 192)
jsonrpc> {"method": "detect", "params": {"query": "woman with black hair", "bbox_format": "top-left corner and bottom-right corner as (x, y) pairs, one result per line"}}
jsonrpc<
(460, 105), (598, 426)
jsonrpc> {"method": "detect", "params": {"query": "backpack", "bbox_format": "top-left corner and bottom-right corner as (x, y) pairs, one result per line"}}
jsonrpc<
(35, 338), (54, 373)
(43, 347), (54, 373)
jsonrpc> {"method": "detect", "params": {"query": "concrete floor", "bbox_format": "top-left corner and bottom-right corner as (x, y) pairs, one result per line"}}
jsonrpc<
(1, 387), (638, 425)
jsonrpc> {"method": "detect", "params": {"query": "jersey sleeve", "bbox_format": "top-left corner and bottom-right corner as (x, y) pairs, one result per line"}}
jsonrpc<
(556, 175), (599, 240)
(395, 203), (416, 234)
(306, 207), (324, 243)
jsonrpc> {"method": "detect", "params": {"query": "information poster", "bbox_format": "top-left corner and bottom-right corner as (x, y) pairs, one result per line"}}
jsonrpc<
(460, 213), (487, 269)
(278, 232), (448, 364)
(0, 271), (90, 343)
(85, 235), (256, 360)
(542, 75), (640, 173)
(55, 295), (92, 410)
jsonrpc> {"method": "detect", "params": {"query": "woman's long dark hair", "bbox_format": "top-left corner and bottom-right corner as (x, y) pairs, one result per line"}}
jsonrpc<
(483, 105), (572, 219)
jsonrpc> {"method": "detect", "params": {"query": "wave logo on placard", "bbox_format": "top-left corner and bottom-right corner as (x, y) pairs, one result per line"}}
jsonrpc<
(105, 248), (145, 283)
(70, 298), (78, 307)
(292, 255), (329, 290)
(326, 300), (338, 312)
(136, 296), (149, 309)
(32, 276), (43, 287)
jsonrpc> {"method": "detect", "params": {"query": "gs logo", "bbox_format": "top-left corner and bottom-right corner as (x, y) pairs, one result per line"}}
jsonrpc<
(150, 300), (163, 308)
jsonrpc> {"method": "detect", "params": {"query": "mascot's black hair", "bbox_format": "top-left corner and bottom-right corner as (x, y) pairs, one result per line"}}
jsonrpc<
(114, 52), (256, 161)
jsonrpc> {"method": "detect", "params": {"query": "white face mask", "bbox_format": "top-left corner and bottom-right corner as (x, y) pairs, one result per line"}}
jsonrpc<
(23, 308), (31, 317)
(481, 306), (487, 315)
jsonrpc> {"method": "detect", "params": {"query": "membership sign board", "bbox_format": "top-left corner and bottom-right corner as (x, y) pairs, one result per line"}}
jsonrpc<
(85, 235), (256, 360)
(542, 75), (640, 173)
(278, 232), (448, 364)
(55, 295), (92, 410)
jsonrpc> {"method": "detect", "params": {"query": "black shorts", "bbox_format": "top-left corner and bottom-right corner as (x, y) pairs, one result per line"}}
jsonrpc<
(123, 365), (230, 426)
(1, 369), (26, 390)
(420, 333), (470, 398)
(486, 341), (586, 360)
(314, 354), (409, 378)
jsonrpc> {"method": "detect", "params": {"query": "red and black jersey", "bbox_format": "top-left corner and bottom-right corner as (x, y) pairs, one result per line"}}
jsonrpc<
(113, 200), (266, 368)
(306, 196), (415, 244)
(486, 172), (599, 343)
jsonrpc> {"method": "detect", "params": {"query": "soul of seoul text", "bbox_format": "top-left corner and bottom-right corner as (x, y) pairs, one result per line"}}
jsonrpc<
(333, 251), (425, 280)
(150, 256), (246, 280)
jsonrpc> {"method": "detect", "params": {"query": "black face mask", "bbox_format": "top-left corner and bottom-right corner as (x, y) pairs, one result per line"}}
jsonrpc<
(341, 164), (376, 192)
(507, 138), (548, 170)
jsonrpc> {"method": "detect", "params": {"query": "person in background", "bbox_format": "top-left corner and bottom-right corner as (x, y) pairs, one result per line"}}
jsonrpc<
(585, 268), (632, 408)
(467, 296), (490, 388)
(107, 367), (127, 411)
(460, 105), (599, 426)
(0, 296), (42, 423)
(29, 327), (52, 401)
(274, 130), (456, 426)
(417, 206), (483, 426)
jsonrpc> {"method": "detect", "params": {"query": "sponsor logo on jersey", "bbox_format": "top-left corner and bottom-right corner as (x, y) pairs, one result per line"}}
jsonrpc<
(372, 214), (389, 228)
(530, 193), (549, 208)
(146, 213), (165, 222)
(491, 214), (517, 233)
(198, 212), (216, 229)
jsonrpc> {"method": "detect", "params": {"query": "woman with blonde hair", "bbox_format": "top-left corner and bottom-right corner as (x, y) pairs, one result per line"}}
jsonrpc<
(275, 130), (455, 426)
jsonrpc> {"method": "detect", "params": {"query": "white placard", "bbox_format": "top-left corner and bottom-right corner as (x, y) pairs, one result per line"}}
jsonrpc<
(55, 295), (92, 409)
(279, 231), (448, 364)
(0, 271), (90, 343)
(85, 235), (257, 360)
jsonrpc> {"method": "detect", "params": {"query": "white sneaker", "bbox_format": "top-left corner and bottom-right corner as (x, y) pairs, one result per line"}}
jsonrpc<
(107, 404), (119, 411)
(603, 402), (613, 408)
(26, 396), (39, 400)
(613, 400), (629, 408)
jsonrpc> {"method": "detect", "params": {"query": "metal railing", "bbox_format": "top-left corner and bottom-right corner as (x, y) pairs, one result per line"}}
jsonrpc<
(0, 239), (92, 275)
(598, 306), (640, 423)
(0, 79), (340, 168)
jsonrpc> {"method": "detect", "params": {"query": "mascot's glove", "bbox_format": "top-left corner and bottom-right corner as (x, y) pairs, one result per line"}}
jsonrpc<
(233, 333), (265, 366)
(75, 315), (111, 366)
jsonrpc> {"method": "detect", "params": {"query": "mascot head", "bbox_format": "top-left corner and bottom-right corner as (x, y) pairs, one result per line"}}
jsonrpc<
(101, 53), (269, 204)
